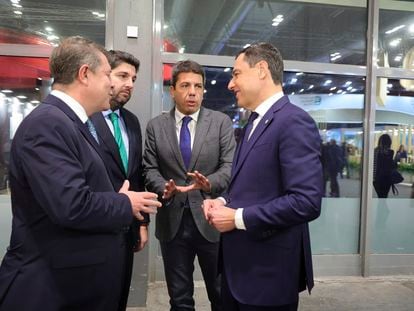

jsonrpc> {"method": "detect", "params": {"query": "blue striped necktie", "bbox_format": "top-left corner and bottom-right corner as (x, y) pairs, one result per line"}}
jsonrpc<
(86, 119), (99, 144)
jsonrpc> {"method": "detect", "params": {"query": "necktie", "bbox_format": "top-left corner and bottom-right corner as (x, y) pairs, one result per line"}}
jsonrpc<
(244, 112), (259, 142)
(236, 112), (259, 165)
(180, 116), (192, 169)
(109, 112), (128, 174)
(86, 119), (99, 144)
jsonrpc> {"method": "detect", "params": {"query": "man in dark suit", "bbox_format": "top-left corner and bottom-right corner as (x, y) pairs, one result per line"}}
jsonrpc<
(0, 36), (161, 311)
(204, 43), (323, 310)
(143, 60), (236, 311)
(90, 50), (147, 311)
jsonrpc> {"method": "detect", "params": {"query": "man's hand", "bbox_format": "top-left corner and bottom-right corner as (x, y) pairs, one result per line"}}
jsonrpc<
(202, 198), (225, 220)
(162, 171), (212, 200)
(134, 226), (148, 252)
(119, 180), (161, 220)
(206, 205), (236, 233)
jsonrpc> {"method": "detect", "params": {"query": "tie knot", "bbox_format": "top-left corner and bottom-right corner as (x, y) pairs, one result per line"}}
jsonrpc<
(182, 116), (192, 126)
(248, 112), (259, 124)
(110, 112), (119, 122)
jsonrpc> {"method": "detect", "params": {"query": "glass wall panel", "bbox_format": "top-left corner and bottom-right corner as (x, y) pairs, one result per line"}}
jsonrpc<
(0, 55), (51, 260)
(378, 0), (414, 68)
(0, 0), (106, 46)
(162, 64), (365, 254)
(372, 78), (414, 254)
(164, 0), (367, 64)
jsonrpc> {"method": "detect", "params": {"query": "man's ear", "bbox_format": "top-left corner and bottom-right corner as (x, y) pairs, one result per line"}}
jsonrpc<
(169, 85), (175, 98)
(78, 64), (89, 85)
(257, 61), (268, 79)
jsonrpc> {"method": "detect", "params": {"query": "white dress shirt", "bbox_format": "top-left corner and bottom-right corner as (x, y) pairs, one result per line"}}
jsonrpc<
(51, 90), (88, 124)
(175, 108), (200, 150)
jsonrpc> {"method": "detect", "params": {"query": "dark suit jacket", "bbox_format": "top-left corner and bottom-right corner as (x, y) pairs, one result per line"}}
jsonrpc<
(91, 108), (147, 247)
(223, 96), (323, 306)
(0, 95), (133, 311)
(143, 107), (236, 242)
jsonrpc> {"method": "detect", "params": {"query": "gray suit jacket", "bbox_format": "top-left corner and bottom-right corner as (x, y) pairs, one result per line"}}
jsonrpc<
(143, 107), (235, 242)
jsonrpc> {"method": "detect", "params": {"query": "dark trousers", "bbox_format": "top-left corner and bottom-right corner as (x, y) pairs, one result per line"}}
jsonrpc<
(222, 272), (298, 311)
(118, 231), (134, 311)
(160, 209), (221, 311)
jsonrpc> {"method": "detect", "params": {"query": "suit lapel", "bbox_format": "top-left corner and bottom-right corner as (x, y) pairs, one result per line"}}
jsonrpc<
(189, 107), (211, 171)
(163, 109), (187, 171)
(45, 96), (104, 159)
(230, 96), (289, 186)
(91, 112), (126, 176)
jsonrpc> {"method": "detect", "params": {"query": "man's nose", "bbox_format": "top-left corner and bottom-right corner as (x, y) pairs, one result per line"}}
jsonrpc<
(228, 79), (234, 91)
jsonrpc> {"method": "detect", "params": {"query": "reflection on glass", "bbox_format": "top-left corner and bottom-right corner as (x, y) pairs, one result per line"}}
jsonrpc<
(164, 0), (367, 64)
(0, 0), (106, 46)
(372, 77), (414, 254)
(379, 1), (414, 69)
(0, 56), (51, 195)
(162, 64), (365, 254)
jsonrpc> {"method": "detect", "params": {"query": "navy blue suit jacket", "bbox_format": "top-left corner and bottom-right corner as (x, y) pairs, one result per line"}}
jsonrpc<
(0, 95), (133, 310)
(91, 108), (147, 247)
(223, 95), (323, 306)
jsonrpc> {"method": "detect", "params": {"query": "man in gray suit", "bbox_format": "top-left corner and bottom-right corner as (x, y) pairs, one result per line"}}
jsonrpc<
(143, 60), (236, 311)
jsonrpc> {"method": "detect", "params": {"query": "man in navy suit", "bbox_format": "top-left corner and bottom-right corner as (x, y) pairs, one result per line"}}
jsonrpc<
(0, 36), (161, 311)
(90, 50), (148, 311)
(204, 43), (323, 310)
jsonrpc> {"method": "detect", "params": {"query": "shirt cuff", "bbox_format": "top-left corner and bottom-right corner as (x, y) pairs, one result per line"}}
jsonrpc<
(217, 197), (227, 205)
(234, 208), (246, 230)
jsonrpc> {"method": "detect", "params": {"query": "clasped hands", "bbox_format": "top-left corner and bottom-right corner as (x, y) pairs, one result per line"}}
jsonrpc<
(162, 170), (211, 200)
(119, 180), (161, 220)
(202, 199), (236, 233)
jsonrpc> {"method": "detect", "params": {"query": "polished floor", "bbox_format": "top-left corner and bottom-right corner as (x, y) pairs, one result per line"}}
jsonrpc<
(129, 276), (414, 311)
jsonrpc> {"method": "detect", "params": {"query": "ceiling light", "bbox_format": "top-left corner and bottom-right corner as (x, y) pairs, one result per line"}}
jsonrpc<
(324, 80), (332, 85)
(203, 89), (207, 94)
(308, 85), (314, 89)
(163, 24), (169, 29)
(409, 24), (414, 33)
(45, 27), (53, 32)
(224, 68), (231, 72)
(13, 10), (22, 15)
(12, 3), (21, 7)
(347, 86), (353, 91)
(1, 90), (13, 93)
(385, 25), (405, 34)
(243, 44), (251, 49)
(290, 78), (297, 84)
(178, 47), (185, 54)
(211, 80), (216, 85)
(17, 95), (27, 99)
(291, 92), (295, 95)
(47, 35), (59, 41)
(299, 89), (304, 93)
(344, 81), (352, 86)
(337, 90), (343, 94)
(389, 38), (401, 47)
(11, 0), (20, 4)
(296, 72), (304, 76)
(330, 86), (337, 91)
(394, 55), (402, 62)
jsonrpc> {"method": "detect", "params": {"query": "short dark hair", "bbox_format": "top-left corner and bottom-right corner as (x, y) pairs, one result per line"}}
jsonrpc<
(49, 36), (108, 85)
(236, 42), (284, 85)
(171, 60), (205, 87)
(108, 50), (140, 71)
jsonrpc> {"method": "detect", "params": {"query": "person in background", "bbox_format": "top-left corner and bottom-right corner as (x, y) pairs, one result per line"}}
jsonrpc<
(203, 42), (323, 311)
(90, 50), (148, 311)
(394, 144), (407, 164)
(0, 36), (161, 311)
(143, 60), (235, 311)
(374, 134), (395, 198)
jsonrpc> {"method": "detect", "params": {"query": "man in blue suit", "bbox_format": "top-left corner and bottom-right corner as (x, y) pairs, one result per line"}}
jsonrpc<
(0, 36), (161, 311)
(204, 43), (323, 310)
(90, 50), (148, 311)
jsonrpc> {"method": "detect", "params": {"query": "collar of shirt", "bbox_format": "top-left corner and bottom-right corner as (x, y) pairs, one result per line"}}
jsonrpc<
(247, 91), (284, 140)
(51, 90), (88, 123)
(174, 108), (200, 125)
(102, 108), (121, 119)
(254, 91), (284, 118)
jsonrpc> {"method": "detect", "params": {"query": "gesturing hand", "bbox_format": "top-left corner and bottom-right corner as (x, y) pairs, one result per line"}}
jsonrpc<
(119, 180), (162, 220)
